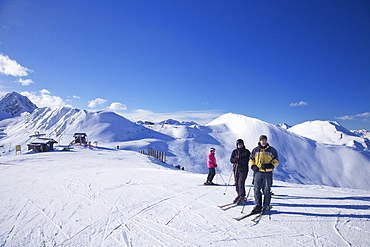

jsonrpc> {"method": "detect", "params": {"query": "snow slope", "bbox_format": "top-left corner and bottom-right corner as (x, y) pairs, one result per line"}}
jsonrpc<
(288, 120), (369, 151)
(1, 110), (370, 190)
(0, 147), (369, 246)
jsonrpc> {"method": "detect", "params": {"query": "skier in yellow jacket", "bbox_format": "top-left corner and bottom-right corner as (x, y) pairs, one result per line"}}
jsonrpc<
(249, 135), (279, 214)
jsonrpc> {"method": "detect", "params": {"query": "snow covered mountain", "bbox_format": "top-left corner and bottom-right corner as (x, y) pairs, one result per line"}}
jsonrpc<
(0, 94), (369, 190)
(124, 113), (370, 190)
(159, 119), (198, 126)
(1, 95), (369, 246)
(137, 119), (198, 126)
(0, 91), (37, 120)
(288, 120), (369, 151)
(203, 113), (370, 190)
(351, 129), (370, 139)
(276, 123), (292, 129)
(0, 106), (172, 154)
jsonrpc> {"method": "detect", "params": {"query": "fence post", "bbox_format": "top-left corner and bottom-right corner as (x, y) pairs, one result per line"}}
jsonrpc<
(147, 148), (166, 163)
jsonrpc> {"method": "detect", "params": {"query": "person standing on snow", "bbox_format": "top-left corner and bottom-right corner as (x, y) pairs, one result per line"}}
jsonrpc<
(204, 147), (217, 185)
(249, 135), (279, 214)
(230, 139), (250, 204)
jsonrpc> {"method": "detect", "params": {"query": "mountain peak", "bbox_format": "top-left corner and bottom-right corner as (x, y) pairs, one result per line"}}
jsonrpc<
(288, 120), (369, 151)
(0, 91), (38, 120)
(277, 123), (292, 129)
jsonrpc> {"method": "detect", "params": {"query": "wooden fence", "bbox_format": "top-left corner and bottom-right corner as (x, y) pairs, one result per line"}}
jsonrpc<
(140, 148), (166, 163)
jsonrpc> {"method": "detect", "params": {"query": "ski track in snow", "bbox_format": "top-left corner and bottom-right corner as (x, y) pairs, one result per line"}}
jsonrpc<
(0, 147), (369, 246)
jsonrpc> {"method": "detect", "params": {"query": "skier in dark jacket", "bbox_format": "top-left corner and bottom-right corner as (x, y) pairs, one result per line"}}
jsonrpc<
(249, 135), (279, 214)
(230, 139), (250, 204)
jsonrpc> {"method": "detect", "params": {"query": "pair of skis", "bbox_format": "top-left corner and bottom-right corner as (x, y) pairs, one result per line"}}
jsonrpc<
(233, 206), (273, 222)
(218, 202), (272, 222)
(217, 199), (252, 211)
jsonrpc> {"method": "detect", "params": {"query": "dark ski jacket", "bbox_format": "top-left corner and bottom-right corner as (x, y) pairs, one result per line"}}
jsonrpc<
(230, 147), (250, 173)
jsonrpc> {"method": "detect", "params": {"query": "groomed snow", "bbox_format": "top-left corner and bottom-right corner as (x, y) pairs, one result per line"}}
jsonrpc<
(1, 147), (369, 246)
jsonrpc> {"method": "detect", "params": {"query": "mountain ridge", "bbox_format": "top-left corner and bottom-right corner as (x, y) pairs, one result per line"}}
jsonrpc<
(0, 93), (369, 190)
(0, 91), (37, 120)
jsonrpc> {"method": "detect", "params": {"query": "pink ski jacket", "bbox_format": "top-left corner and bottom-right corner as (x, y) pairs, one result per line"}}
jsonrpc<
(207, 152), (217, 168)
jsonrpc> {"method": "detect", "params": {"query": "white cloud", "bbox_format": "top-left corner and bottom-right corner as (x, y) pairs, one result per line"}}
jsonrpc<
(357, 112), (370, 118)
(72, 95), (80, 99)
(335, 115), (353, 120)
(0, 54), (31, 77)
(121, 109), (223, 125)
(40, 89), (51, 94)
(17, 78), (34, 86)
(335, 112), (370, 121)
(108, 102), (127, 111)
(21, 89), (66, 108)
(290, 101), (308, 107)
(88, 98), (107, 108)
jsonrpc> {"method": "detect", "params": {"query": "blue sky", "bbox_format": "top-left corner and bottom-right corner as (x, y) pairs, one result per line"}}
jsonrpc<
(0, 0), (369, 130)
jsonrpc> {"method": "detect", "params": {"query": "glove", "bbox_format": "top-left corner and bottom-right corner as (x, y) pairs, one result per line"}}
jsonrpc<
(251, 165), (259, 172)
(262, 163), (274, 170)
(214, 164), (217, 167)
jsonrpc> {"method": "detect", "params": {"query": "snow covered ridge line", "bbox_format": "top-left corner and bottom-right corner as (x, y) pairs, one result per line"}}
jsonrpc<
(0, 92), (37, 120)
(0, 94), (370, 190)
(351, 129), (370, 139)
(287, 120), (370, 150)
(0, 105), (171, 151)
(136, 118), (198, 126)
(276, 121), (370, 139)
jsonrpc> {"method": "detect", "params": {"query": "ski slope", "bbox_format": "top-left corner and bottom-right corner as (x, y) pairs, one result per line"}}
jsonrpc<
(1, 147), (369, 246)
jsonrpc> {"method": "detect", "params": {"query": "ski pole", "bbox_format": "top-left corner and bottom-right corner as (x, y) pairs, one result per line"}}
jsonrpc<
(223, 171), (233, 195)
(217, 168), (226, 185)
(264, 168), (272, 220)
(241, 177), (254, 213)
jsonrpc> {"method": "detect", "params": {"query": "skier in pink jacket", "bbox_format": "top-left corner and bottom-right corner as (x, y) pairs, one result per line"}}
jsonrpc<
(204, 147), (217, 185)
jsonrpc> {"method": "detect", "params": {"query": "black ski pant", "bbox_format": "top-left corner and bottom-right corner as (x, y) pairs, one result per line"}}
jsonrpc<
(254, 171), (273, 207)
(207, 168), (216, 182)
(235, 171), (248, 198)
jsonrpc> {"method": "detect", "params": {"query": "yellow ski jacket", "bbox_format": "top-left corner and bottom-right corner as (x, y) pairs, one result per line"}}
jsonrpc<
(249, 143), (279, 172)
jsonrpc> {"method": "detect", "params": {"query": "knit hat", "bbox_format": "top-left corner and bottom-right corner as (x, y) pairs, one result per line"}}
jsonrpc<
(236, 139), (244, 146)
(210, 147), (215, 152)
(259, 135), (268, 141)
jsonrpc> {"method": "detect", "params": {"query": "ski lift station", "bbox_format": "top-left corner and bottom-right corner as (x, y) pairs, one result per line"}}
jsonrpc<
(73, 133), (88, 144)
